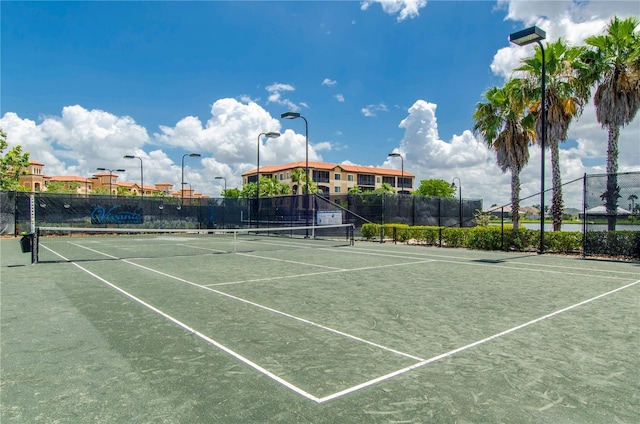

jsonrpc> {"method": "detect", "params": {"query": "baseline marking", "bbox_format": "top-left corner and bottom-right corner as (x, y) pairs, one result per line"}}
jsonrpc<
(37, 246), (322, 402)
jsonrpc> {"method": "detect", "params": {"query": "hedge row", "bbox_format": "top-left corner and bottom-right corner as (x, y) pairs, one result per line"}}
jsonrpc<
(360, 223), (639, 258)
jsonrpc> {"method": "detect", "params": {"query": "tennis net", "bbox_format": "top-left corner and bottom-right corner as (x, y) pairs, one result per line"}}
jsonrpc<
(34, 224), (354, 263)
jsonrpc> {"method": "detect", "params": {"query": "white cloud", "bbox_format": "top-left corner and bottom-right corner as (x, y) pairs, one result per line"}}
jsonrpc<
(1, 99), (332, 196)
(335, 94), (345, 102)
(265, 82), (300, 111)
(483, 0), (640, 207)
(1, 106), (149, 178)
(362, 103), (389, 117)
(361, 0), (428, 22)
(322, 78), (337, 87)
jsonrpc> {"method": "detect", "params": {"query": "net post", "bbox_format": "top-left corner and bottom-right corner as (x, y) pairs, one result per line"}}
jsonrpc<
(350, 224), (354, 246)
(29, 194), (35, 233)
(233, 229), (237, 253)
(31, 229), (39, 264)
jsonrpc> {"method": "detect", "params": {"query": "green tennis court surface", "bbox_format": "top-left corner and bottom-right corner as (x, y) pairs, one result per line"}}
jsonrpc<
(2, 237), (639, 423)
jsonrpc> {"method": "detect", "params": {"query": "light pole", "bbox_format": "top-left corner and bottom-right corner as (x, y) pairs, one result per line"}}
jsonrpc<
(256, 132), (281, 228)
(181, 153), (201, 205)
(510, 25), (546, 253)
(214, 176), (227, 228)
(388, 152), (404, 194)
(281, 112), (309, 229)
(182, 182), (192, 203)
(214, 176), (227, 195)
(123, 155), (143, 198)
(96, 168), (125, 197)
(451, 177), (462, 227)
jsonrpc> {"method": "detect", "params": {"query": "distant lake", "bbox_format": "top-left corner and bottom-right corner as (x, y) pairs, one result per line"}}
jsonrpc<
(519, 222), (640, 232)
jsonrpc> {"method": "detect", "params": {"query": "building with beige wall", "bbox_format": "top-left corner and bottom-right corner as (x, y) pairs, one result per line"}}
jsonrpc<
(18, 161), (207, 200)
(242, 160), (414, 195)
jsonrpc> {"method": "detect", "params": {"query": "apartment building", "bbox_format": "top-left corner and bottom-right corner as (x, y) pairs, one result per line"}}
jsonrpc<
(242, 160), (414, 195)
(17, 161), (207, 200)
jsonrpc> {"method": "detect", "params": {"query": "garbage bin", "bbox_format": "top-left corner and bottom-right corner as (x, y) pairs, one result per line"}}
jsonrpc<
(20, 233), (34, 253)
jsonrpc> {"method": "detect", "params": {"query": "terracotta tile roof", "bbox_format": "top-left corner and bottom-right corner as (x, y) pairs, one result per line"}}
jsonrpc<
(243, 160), (414, 177)
(49, 175), (93, 182)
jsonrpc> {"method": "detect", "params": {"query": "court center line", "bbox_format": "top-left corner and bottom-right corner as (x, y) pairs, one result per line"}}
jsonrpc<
(38, 246), (322, 403)
(316, 278), (640, 403)
(204, 259), (435, 287)
(40, 242), (640, 403)
(122, 258), (426, 362)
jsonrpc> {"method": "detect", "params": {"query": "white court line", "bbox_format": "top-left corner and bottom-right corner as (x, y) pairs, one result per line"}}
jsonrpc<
(205, 259), (435, 287)
(43, 241), (640, 403)
(317, 278), (640, 403)
(121, 259), (425, 362)
(39, 245), (322, 403)
(347, 246), (636, 281)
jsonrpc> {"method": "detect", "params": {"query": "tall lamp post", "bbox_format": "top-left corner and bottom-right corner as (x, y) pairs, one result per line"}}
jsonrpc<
(509, 25), (546, 254)
(256, 132), (281, 228)
(123, 155), (143, 198)
(388, 152), (404, 194)
(214, 176), (227, 195)
(181, 153), (201, 205)
(281, 112), (310, 229)
(96, 167), (125, 197)
(451, 177), (462, 227)
(214, 176), (227, 229)
(182, 182), (192, 202)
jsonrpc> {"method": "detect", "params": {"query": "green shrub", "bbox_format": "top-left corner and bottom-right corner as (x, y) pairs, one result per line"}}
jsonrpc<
(361, 223), (379, 240)
(359, 223), (637, 259)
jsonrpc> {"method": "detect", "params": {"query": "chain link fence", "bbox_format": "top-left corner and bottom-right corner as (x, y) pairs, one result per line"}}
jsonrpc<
(583, 172), (640, 258)
(3, 172), (638, 259)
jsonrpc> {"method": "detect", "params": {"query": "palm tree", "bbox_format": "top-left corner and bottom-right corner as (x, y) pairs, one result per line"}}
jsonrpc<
(584, 16), (640, 230)
(516, 39), (590, 231)
(473, 79), (535, 229)
(290, 168), (305, 195)
(628, 193), (638, 211)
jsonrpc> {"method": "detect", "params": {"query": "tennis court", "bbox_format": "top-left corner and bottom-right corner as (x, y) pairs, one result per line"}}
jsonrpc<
(1, 229), (639, 423)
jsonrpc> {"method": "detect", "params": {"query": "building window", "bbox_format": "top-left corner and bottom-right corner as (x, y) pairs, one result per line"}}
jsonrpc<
(334, 186), (341, 193)
(347, 174), (354, 182)
(313, 170), (330, 183)
(279, 173), (284, 180)
(357, 174), (375, 186)
(383, 176), (395, 187)
(334, 173), (341, 180)
(286, 172), (290, 179)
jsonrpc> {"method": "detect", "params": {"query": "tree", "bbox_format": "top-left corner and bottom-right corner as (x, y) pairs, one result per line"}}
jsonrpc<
(92, 187), (110, 195)
(241, 182), (256, 198)
(584, 16), (640, 230)
(373, 182), (395, 194)
(628, 193), (638, 211)
(291, 168), (305, 195)
(45, 181), (80, 194)
(413, 179), (456, 197)
(117, 186), (132, 196)
(258, 176), (291, 197)
(0, 128), (30, 191)
(473, 79), (535, 230)
(348, 185), (362, 194)
(223, 188), (242, 198)
(517, 39), (590, 231)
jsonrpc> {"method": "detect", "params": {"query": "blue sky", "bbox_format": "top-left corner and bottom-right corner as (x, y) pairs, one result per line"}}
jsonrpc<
(2, 0), (639, 208)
